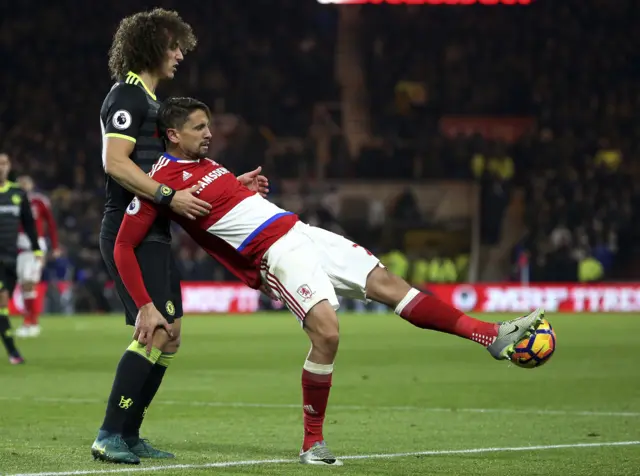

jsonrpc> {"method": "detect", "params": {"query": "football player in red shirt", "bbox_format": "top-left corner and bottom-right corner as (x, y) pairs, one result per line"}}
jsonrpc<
(15, 176), (60, 337)
(115, 97), (546, 466)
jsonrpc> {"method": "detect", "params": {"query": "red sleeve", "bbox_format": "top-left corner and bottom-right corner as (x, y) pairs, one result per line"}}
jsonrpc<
(114, 198), (159, 309)
(36, 198), (59, 249)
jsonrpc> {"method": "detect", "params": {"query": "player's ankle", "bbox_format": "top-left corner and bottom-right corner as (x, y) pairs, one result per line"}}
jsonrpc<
(97, 429), (121, 440)
(302, 437), (323, 452)
(123, 435), (140, 446)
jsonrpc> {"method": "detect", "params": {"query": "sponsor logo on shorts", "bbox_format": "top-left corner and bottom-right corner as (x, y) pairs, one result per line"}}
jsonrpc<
(297, 284), (315, 302)
(166, 300), (176, 316)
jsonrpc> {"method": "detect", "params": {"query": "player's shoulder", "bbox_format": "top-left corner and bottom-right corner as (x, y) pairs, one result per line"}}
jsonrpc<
(103, 81), (148, 110)
(149, 155), (180, 180)
(0, 182), (26, 199)
(3, 181), (22, 192)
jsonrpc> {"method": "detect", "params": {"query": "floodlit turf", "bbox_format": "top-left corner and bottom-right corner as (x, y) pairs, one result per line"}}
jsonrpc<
(1, 312), (639, 475)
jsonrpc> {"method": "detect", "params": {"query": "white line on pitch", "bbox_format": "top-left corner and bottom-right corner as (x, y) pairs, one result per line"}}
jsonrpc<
(0, 395), (638, 418)
(7, 441), (640, 476)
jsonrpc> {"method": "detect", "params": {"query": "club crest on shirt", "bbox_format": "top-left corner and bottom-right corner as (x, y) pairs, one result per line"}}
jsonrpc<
(126, 197), (141, 216)
(297, 284), (315, 302)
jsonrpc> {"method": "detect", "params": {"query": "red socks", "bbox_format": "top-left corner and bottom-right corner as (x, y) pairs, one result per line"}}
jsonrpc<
(395, 289), (498, 346)
(301, 361), (333, 452)
(23, 291), (38, 326)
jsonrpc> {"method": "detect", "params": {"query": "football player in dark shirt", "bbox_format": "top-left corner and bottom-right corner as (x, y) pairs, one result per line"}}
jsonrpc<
(0, 153), (41, 366)
(93, 9), (268, 464)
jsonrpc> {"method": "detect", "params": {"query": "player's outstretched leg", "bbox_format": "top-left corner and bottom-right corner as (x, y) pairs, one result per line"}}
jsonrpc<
(299, 300), (343, 466)
(364, 267), (544, 361)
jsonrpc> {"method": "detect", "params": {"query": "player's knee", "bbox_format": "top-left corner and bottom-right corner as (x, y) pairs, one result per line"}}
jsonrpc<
(152, 327), (172, 351)
(163, 333), (181, 353)
(365, 266), (412, 308)
(304, 301), (340, 356)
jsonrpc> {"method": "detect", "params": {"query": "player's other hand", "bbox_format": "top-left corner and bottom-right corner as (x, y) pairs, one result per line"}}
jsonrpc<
(134, 303), (173, 355)
(170, 186), (211, 220)
(238, 166), (270, 198)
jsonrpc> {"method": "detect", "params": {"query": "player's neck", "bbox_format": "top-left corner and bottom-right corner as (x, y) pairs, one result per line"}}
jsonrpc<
(137, 72), (160, 94)
(165, 150), (199, 162)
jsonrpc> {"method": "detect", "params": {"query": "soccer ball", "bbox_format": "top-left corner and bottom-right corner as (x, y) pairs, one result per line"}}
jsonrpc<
(510, 318), (556, 369)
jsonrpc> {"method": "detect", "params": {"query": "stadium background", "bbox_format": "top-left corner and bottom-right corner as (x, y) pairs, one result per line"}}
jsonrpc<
(2, 0), (638, 315)
(2, 1), (640, 475)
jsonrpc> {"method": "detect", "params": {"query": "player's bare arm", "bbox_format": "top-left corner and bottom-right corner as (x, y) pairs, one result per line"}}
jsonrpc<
(104, 137), (210, 220)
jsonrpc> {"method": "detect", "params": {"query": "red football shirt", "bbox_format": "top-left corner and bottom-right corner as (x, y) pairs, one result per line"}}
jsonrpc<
(114, 154), (297, 308)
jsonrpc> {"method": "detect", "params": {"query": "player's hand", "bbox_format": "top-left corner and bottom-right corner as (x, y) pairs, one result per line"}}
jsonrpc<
(170, 186), (212, 220)
(237, 166), (270, 198)
(134, 303), (173, 355)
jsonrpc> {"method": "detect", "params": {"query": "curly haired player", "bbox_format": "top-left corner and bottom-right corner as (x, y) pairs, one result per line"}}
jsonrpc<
(93, 10), (268, 464)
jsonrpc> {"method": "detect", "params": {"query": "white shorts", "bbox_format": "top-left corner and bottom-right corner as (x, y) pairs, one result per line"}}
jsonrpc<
(17, 252), (44, 284)
(260, 222), (381, 323)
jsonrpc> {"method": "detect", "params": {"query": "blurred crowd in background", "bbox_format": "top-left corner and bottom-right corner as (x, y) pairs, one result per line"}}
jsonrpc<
(1, 0), (639, 312)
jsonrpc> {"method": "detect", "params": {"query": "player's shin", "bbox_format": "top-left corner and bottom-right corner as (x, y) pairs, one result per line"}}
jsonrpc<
(365, 267), (498, 346)
(395, 288), (498, 346)
(301, 302), (339, 451)
(122, 351), (175, 444)
(301, 359), (333, 451)
(22, 288), (37, 326)
(99, 341), (162, 436)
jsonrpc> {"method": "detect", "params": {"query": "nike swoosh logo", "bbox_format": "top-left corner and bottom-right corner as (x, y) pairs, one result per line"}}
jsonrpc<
(506, 325), (520, 336)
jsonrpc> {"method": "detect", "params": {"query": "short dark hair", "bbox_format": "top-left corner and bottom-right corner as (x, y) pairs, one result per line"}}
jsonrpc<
(108, 8), (197, 80)
(158, 97), (211, 140)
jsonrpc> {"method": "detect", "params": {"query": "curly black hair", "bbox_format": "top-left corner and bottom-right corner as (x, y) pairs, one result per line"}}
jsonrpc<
(108, 8), (197, 80)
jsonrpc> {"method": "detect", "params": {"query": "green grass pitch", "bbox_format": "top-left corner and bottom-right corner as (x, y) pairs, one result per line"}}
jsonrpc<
(1, 312), (639, 475)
